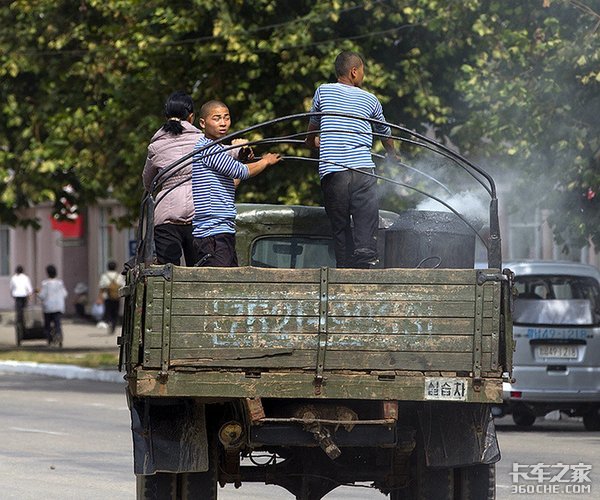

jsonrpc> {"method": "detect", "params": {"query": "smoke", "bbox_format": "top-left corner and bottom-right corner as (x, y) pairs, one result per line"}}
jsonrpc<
(416, 190), (487, 226)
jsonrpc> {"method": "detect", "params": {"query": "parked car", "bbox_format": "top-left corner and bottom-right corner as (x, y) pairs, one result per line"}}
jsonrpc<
(499, 260), (600, 430)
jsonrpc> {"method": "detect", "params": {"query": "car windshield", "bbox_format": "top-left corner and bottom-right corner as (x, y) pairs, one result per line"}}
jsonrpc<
(513, 274), (600, 326)
(251, 236), (336, 269)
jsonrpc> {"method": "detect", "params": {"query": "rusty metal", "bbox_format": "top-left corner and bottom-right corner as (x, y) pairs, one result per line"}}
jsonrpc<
(245, 397), (266, 422)
(314, 266), (329, 393)
(218, 421), (244, 449)
(141, 264), (173, 281)
(257, 417), (397, 426)
(383, 401), (399, 420)
(477, 270), (509, 285)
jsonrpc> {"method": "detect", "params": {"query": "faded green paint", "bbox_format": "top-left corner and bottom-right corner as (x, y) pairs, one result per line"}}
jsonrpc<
(127, 265), (507, 400)
(128, 369), (503, 403)
(122, 204), (513, 404)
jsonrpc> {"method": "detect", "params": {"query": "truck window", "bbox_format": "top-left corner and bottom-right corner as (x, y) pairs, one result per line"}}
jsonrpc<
(514, 275), (600, 326)
(251, 236), (336, 269)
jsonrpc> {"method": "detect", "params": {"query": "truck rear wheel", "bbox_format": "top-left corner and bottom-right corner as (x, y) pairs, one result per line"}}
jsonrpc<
(390, 448), (454, 500)
(178, 432), (219, 500)
(136, 469), (217, 500)
(136, 472), (176, 500)
(455, 464), (495, 500)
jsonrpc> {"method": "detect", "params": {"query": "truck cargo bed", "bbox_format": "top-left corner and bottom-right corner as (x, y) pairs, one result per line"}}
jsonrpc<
(124, 265), (507, 402)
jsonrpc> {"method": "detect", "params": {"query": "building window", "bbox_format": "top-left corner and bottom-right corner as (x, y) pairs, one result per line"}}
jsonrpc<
(0, 226), (9, 276)
(508, 212), (541, 260)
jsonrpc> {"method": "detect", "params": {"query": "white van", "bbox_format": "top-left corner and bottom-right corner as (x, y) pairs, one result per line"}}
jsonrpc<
(501, 260), (600, 430)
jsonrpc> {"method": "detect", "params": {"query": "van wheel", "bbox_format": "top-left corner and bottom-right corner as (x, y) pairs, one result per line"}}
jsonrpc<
(583, 408), (600, 431)
(512, 409), (535, 427)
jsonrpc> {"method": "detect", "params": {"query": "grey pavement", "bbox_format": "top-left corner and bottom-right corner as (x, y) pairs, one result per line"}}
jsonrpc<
(0, 310), (124, 384)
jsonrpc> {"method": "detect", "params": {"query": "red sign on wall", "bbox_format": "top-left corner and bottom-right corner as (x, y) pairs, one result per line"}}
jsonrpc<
(50, 214), (84, 239)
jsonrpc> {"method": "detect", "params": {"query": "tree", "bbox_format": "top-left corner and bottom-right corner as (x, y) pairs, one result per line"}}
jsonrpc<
(450, 0), (600, 249)
(0, 0), (598, 249)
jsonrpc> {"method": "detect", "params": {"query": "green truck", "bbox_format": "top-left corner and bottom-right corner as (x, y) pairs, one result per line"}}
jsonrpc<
(120, 199), (513, 499)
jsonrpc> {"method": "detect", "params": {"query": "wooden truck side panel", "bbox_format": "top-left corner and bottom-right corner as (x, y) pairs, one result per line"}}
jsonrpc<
(127, 265), (506, 402)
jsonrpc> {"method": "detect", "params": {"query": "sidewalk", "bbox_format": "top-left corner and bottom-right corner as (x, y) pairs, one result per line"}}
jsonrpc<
(0, 310), (123, 383)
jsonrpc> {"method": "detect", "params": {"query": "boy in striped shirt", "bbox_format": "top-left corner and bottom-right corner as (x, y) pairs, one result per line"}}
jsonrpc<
(192, 100), (281, 266)
(306, 51), (399, 268)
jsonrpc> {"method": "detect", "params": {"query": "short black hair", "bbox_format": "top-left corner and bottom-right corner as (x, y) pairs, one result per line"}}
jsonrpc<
(107, 260), (117, 271)
(199, 100), (228, 119)
(334, 51), (364, 78)
(46, 265), (57, 278)
(15, 265), (24, 274)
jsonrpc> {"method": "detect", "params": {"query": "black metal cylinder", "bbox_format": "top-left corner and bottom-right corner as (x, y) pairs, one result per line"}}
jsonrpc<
(384, 210), (476, 269)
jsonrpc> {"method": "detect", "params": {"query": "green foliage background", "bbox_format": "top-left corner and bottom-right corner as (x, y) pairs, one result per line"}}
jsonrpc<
(0, 0), (598, 248)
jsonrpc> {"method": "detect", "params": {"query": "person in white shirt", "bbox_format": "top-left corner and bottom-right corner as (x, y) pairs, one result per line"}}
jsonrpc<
(37, 264), (68, 346)
(9, 265), (33, 335)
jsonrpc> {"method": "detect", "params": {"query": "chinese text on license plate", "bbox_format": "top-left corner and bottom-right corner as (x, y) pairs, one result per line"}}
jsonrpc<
(535, 345), (578, 359)
(425, 377), (468, 401)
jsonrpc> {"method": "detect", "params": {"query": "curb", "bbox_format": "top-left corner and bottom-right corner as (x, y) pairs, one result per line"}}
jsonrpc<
(0, 360), (125, 384)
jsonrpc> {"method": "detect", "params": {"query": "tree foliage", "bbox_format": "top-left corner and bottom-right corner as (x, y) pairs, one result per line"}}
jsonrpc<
(0, 0), (598, 248)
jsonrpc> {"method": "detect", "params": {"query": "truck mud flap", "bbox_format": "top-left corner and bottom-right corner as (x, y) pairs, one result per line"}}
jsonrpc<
(417, 402), (500, 468)
(129, 396), (208, 475)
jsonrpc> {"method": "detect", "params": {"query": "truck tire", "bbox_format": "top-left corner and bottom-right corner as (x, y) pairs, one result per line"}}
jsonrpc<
(136, 472), (177, 500)
(390, 448), (454, 500)
(456, 464), (495, 500)
(179, 432), (219, 500)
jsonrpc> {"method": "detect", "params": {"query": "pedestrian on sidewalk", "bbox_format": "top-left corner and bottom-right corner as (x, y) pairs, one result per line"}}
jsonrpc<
(96, 261), (125, 334)
(9, 265), (33, 337)
(37, 264), (68, 346)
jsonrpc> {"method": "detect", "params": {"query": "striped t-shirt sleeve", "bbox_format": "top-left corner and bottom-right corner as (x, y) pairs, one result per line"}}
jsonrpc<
(309, 88), (321, 127)
(371, 99), (391, 137)
(198, 143), (250, 180)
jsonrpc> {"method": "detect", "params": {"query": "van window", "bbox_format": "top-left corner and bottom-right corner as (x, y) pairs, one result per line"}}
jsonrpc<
(514, 275), (600, 326)
(251, 236), (336, 269)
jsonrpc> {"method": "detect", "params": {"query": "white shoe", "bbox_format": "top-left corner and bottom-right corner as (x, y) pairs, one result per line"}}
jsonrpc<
(96, 321), (108, 329)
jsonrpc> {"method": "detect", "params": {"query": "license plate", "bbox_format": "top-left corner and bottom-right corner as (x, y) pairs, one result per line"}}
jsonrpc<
(424, 377), (468, 401)
(535, 345), (578, 359)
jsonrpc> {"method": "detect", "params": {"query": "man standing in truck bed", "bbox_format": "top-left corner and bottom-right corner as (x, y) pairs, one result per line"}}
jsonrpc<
(192, 100), (281, 266)
(306, 50), (399, 268)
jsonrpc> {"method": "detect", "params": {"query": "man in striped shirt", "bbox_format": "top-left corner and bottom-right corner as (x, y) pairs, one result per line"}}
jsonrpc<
(192, 100), (281, 266)
(306, 51), (399, 268)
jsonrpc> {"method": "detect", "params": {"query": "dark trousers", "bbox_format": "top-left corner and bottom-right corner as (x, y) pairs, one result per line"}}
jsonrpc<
(193, 233), (238, 267)
(104, 299), (120, 334)
(321, 169), (379, 268)
(43, 312), (63, 341)
(154, 223), (197, 266)
(15, 296), (27, 330)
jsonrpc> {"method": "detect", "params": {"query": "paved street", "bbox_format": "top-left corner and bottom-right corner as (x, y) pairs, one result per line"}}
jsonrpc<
(2, 370), (599, 499)
(2, 311), (599, 499)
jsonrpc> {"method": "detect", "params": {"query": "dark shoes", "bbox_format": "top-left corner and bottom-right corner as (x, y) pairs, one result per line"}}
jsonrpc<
(351, 248), (379, 268)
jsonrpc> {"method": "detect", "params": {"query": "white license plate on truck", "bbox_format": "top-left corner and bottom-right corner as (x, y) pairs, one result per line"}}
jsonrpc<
(425, 377), (468, 401)
(535, 345), (578, 359)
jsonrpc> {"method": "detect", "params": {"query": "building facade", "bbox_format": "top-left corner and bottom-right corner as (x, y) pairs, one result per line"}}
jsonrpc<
(1, 200), (135, 313)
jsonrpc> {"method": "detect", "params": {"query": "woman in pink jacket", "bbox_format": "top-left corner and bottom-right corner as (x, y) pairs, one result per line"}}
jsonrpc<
(142, 91), (202, 265)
